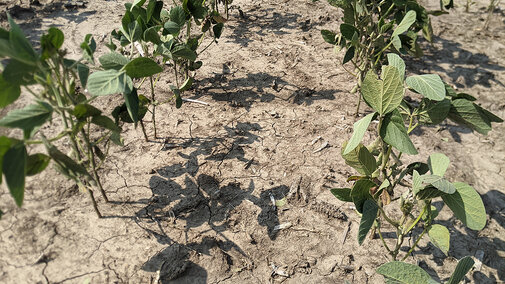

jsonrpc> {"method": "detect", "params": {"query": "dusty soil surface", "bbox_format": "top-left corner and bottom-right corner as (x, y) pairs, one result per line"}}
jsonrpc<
(1, 0), (504, 283)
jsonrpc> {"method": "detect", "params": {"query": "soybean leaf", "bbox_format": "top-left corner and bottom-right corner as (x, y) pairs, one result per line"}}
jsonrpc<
(213, 23), (224, 39)
(73, 104), (101, 120)
(406, 74), (445, 101)
(110, 131), (124, 146)
(377, 261), (436, 284)
(77, 63), (90, 87)
(412, 170), (423, 195)
(0, 136), (12, 184)
(0, 102), (53, 138)
(442, 182), (486, 230)
(391, 35), (402, 51)
(99, 52), (130, 70)
(343, 46), (355, 64)
(3, 59), (36, 85)
(180, 77), (194, 91)
(0, 73), (21, 108)
(343, 112), (375, 155)
(340, 23), (358, 40)
(358, 199), (378, 245)
(330, 188), (353, 202)
(170, 6), (188, 26)
(321, 30), (337, 44)
(362, 66), (404, 115)
(123, 57), (163, 78)
(392, 10), (417, 37)
(351, 178), (375, 213)
(132, 0), (147, 9)
(428, 224), (450, 255)
(380, 109), (417, 155)
(422, 174), (456, 194)
(428, 153), (450, 176)
(448, 99), (502, 135)
(7, 14), (37, 65)
(80, 34), (96, 63)
(447, 256), (475, 284)
(86, 70), (133, 96)
(144, 26), (162, 44)
(40, 27), (64, 59)
(3, 143), (27, 207)
(123, 88), (140, 125)
(42, 137), (91, 180)
(171, 44), (197, 61)
(416, 186), (445, 200)
(164, 21), (181, 35)
(26, 153), (50, 176)
(387, 53), (405, 80)
(91, 116), (121, 132)
(418, 98), (451, 124)
(342, 142), (377, 176)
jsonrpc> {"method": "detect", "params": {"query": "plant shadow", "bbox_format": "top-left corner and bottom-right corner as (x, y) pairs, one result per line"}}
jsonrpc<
(192, 64), (339, 109)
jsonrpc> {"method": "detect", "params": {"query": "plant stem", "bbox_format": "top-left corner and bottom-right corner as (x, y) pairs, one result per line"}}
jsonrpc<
(86, 184), (102, 218)
(139, 120), (149, 141)
(401, 227), (428, 261)
(81, 128), (108, 202)
(150, 76), (157, 139)
(377, 221), (393, 255)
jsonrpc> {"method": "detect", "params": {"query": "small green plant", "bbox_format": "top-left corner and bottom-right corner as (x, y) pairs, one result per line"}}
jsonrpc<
(94, 0), (227, 140)
(331, 54), (502, 281)
(0, 16), (125, 217)
(321, 0), (451, 115)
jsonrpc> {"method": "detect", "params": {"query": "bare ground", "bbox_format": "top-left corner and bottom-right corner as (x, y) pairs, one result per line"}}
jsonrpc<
(0, 0), (504, 283)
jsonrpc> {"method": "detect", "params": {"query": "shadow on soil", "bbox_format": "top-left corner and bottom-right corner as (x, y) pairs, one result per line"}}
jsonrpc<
(402, 190), (505, 283)
(110, 122), (289, 282)
(193, 64), (339, 108)
(406, 36), (505, 89)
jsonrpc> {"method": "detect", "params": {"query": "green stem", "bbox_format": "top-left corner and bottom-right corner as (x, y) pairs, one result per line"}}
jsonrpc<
(81, 128), (108, 202)
(401, 227), (428, 261)
(150, 76), (157, 139)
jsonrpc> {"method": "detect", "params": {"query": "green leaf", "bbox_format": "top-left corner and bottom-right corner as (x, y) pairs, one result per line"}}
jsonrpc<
(342, 142), (377, 176)
(0, 73), (21, 108)
(377, 261), (435, 284)
(422, 174), (456, 194)
(41, 27), (64, 59)
(343, 112), (375, 155)
(428, 224), (450, 255)
(428, 153), (450, 176)
(132, 0), (147, 9)
(416, 186), (445, 200)
(448, 99), (502, 135)
(0, 102), (53, 138)
(123, 57), (163, 79)
(0, 136), (12, 184)
(213, 23), (224, 39)
(180, 77), (193, 91)
(144, 26), (162, 44)
(77, 63), (90, 88)
(123, 88), (139, 125)
(392, 10), (417, 37)
(3, 59), (36, 85)
(406, 74), (445, 101)
(358, 199), (378, 245)
(171, 44), (197, 61)
(86, 70), (133, 96)
(343, 46), (355, 64)
(330, 188), (353, 202)
(7, 14), (37, 65)
(387, 53), (405, 80)
(80, 34), (96, 63)
(418, 98), (451, 124)
(3, 143), (27, 207)
(91, 116), (121, 132)
(73, 104), (102, 120)
(170, 6), (188, 26)
(164, 21), (181, 35)
(380, 109), (417, 155)
(351, 179), (375, 213)
(42, 137), (91, 180)
(321, 30), (337, 44)
(99, 52), (130, 70)
(442, 182), (486, 230)
(447, 256), (475, 284)
(340, 23), (358, 40)
(362, 66), (404, 115)
(412, 170), (423, 195)
(26, 153), (50, 176)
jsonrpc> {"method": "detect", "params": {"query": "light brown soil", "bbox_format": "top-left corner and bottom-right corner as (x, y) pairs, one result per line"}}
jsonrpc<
(0, 0), (504, 283)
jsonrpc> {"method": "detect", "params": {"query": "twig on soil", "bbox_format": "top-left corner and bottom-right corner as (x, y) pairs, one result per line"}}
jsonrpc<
(341, 222), (351, 245)
(313, 141), (329, 153)
(182, 98), (209, 105)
